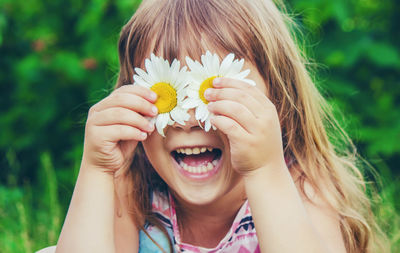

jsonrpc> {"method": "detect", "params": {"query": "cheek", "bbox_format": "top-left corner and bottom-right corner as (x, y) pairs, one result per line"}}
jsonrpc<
(141, 134), (166, 172)
(252, 74), (268, 95)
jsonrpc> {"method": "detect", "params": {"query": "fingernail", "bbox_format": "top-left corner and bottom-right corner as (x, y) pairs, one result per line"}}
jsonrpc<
(204, 88), (212, 98)
(140, 132), (147, 139)
(147, 122), (154, 130)
(213, 78), (221, 86)
(150, 92), (157, 100)
(151, 106), (158, 115)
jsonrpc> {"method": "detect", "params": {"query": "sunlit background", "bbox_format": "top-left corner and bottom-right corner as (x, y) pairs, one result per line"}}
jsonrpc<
(0, 0), (399, 252)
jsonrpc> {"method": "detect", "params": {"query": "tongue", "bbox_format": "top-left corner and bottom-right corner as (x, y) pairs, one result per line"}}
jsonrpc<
(182, 152), (215, 167)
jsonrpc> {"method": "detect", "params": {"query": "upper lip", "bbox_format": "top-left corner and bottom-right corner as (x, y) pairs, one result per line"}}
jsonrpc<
(165, 130), (224, 153)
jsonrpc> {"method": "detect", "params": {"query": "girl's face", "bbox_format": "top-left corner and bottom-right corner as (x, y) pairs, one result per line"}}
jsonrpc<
(142, 61), (267, 206)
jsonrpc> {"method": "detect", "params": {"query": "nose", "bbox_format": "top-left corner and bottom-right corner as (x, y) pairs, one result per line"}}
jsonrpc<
(173, 108), (200, 132)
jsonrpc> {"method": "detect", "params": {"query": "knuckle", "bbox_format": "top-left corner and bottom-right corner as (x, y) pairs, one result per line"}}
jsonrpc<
(115, 84), (130, 92)
(117, 125), (125, 134)
(116, 125), (128, 137)
(226, 121), (237, 132)
(238, 92), (247, 100)
(89, 104), (99, 114)
(85, 124), (98, 140)
(135, 97), (144, 107)
(134, 84), (146, 92)
(129, 84), (146, 94)
(114, 108), (125, 119)
(86, 115), (95, 126)
(112, 92), (124, 102)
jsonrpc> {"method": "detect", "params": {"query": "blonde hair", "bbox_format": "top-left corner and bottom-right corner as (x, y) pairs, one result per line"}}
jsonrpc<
(115, 0), (388, 252)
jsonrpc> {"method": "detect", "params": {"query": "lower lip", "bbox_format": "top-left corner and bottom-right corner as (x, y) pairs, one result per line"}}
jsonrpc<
(171, 156), (223, 181)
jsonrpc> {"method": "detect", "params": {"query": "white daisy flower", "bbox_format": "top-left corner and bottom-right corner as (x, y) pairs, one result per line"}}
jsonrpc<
(183, 51), (256, 131)
(133, 54), (190, 137)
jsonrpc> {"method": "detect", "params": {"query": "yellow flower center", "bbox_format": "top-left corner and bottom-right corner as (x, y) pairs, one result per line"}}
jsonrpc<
(199, 76), (216, 104)
(150, 82), (177, 113)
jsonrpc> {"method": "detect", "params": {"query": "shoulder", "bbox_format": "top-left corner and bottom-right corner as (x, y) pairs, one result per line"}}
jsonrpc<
(35, 246), (56, 253)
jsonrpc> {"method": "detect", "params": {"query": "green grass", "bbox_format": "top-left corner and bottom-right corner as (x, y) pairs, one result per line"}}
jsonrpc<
(0, 152), (61, 253)
(0, 152), (399, 252)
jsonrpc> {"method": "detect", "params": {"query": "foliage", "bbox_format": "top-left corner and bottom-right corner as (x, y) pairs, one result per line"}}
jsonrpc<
(0, 0), (399, 252)
(289, 0), (400, 159)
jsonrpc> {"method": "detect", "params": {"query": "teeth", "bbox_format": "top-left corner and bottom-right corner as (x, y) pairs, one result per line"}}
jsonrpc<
(176, 147), (215, 155)
(179, 161), (218, 174)
(175, 146), (221, 174)
(192, 147), (200, 154)
(185, 148), (193, 155)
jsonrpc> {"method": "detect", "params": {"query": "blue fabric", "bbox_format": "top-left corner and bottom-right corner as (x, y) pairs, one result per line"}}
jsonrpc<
(138, 224), (175, 253)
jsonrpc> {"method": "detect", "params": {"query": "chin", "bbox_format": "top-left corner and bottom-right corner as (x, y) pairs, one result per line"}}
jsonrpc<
(171, 179), (228, 206)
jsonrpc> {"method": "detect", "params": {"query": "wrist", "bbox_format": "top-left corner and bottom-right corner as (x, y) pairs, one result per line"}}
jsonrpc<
(80, 158), (116, 179)
(243, 159), (289, 187)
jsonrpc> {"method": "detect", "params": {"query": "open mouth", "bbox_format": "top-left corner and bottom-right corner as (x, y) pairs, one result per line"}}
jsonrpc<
(171, 147), (222, 175)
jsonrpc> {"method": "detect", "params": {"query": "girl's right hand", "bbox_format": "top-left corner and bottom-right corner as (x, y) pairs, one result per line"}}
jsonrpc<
(82, 84), (158, 175)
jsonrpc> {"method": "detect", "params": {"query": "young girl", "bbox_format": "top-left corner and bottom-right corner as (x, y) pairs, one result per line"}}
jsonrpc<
(51, 0), (388, 252)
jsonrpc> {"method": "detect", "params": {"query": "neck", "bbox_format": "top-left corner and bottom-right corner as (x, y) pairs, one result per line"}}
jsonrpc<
(173, 182), (246, 248)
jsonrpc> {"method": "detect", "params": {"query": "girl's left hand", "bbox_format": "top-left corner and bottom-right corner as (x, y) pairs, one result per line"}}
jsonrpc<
(204, 77), (286, 175)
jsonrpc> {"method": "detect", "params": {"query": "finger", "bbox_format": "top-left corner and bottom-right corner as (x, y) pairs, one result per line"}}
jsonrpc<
(208, 101), (255, 133)
(92, 107), (154, 133)
(213, 77), (270, 106)
(204, 87), (262, 118)
(99, 124), (148, 142)
(210, 115), (248, 142)
(91, 92), (158, 117)
(114, 84), (157, 103)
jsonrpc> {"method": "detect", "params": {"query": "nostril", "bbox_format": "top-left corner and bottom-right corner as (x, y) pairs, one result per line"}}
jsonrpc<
(190, 125), (203, 131)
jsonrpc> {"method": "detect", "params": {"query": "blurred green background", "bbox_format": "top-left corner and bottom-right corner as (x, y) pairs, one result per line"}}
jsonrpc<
(0, 0), (399, 252)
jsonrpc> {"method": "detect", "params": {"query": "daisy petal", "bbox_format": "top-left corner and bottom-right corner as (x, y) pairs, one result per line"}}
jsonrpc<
(220, 53), (235, 75)
(135, 67), (155, 84)
(226, 59), (244, 77)
(185, 57), (198, 72)
(155, 113), (169, 137)
(211, 53), (220, 74)
(133, 75), (150, 87)
(232, 69), (250, 80)
(204, 118), (211, 132)
(186, 89), (199, 98)
(195, 104), (209, 122)
(182, 98), (200, 109)
(171, 108), (189, 125)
